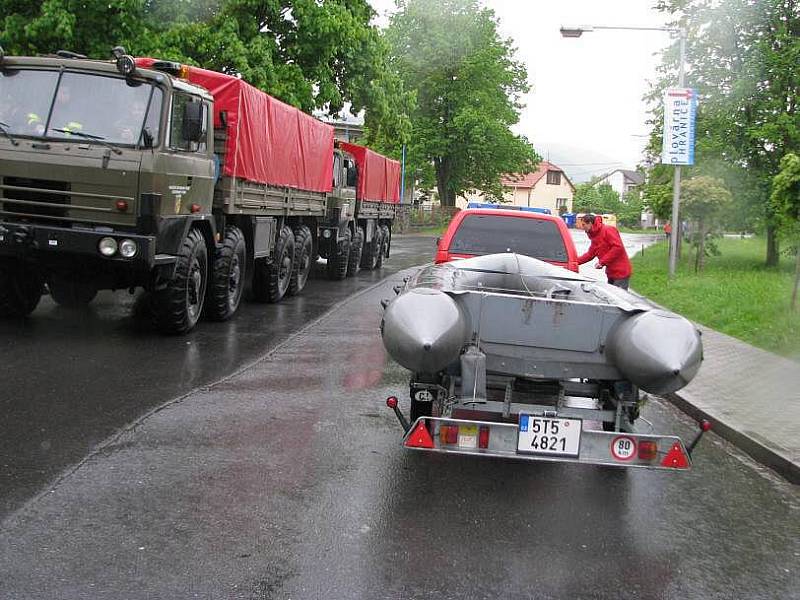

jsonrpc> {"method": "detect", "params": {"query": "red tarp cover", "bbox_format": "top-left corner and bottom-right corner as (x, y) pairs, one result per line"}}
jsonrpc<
(340, 142), (401, 204)
(136, 58), (334, 193)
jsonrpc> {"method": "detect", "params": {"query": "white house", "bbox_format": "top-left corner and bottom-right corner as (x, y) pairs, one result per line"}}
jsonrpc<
(593, 169), (644, 197)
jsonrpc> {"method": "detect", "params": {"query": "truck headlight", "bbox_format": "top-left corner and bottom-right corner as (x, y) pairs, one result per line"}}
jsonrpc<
(99, 237), (118, 256)
(119, 239), (138, 258)
(322, 229), (332, 239)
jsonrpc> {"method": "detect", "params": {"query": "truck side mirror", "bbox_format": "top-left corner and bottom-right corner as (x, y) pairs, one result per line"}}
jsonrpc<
(182, 101), (205, 143)
(346, 166), (357, 188)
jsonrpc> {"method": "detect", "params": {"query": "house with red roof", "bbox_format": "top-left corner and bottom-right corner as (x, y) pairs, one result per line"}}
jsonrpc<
(458, 161), (575, 213)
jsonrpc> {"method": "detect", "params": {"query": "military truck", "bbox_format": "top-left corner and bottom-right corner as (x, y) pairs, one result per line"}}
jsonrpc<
(0, 48), (400, 333)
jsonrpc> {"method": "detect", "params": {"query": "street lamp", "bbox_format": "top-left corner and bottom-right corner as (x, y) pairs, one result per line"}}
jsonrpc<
(561, 24), (687, 278)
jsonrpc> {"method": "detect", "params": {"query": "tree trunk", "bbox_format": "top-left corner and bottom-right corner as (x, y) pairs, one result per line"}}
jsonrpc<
(793, 243), (800, 311)
(434, 157), (456, 207)
(766, 224), (780, 267)
(697, 219), (706, 272)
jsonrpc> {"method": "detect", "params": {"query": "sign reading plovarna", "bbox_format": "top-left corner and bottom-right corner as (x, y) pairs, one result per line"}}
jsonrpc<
(661, 88), (698, 166)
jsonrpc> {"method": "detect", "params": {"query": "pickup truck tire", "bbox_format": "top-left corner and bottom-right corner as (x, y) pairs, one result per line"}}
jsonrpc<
(326, 229), (351, 281)
(289, 225), (313, 296)
(0, 260), (43, 317)
(152, 228), (208, 334)
(205, 226), (246, 321)
(47, 276), (97, 308)
(375, 225), (389, 268)
(347, 228), (364, 277)
(263, 225), (295, 303)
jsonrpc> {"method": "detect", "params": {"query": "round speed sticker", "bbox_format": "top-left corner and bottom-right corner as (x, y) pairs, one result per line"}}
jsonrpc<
(611, 436), (637, 461)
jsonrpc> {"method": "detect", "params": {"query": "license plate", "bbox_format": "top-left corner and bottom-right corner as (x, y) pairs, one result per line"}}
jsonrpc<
(517, 414), (582, 457)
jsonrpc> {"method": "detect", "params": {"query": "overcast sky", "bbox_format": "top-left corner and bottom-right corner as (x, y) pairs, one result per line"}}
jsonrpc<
(368, 0), (672, 182)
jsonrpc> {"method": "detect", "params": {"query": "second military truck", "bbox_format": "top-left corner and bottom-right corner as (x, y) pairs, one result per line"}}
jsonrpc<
(0, 49), (400, 333)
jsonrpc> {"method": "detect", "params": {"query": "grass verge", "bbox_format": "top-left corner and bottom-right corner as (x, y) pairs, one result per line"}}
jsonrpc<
(632, 237), (799, 360)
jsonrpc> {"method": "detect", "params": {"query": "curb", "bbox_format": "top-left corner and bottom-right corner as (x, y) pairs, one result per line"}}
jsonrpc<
(667, 391), (800, 485)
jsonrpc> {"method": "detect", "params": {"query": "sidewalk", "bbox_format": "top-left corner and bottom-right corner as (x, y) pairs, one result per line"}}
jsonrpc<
(668, 325), (800, 484)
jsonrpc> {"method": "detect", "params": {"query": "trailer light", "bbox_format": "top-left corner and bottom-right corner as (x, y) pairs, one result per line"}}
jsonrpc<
(638, 440), (658, 461)
(190, 203), (202, 213)
(660, 442), (690, 469)
(404, 421), (435, 449)
(115, 200), (129, 212)
(439, 424), (458, 445)
(178, 64), (190, 79)
(98, 237), (118, 256)
(386, 396), (398, 409)
(478, 425), (490, 449)
(119, 239), (138, 258)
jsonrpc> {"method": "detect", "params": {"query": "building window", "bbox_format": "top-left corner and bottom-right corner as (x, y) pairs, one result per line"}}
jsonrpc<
(546, 170), (562, 185)
(556, 197), (568, 214)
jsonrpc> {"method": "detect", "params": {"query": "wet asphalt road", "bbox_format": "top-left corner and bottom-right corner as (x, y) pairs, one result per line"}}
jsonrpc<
(0, 235), (437, 519)
(1, 233), (799, 599)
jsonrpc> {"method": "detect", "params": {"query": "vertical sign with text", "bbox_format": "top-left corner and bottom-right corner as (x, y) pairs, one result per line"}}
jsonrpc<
(661, 88), (697, 166)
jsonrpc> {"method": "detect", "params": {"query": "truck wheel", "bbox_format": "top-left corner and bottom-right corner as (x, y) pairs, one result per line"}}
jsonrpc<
(0, 260), (43, 317)
(152, 228), (208, 334)
(360, 231), (379, 271)
(347, 228), (364, 277)
(289, 225), (313, 296)
(326, 229), (351, 281)
(47, 276), (97, 308)
(375, 225), (389, 268)
(263, 225), (295, 303)
(205, 226), (246, 321)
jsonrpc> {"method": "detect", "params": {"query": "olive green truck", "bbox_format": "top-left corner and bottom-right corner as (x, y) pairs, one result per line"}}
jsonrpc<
(0, 48), (400, 333)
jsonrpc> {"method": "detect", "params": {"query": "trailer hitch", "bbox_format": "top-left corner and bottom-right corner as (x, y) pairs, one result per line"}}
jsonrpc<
(386, 396), (410, 433)
(687, 419), (712, 456)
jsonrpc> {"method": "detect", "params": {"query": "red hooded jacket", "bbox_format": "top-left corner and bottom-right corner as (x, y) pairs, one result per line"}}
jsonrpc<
(578, 216), (632, 280)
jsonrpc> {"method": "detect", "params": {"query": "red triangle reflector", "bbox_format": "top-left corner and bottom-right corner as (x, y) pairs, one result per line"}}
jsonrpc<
(660, 442), (690, 469)
(405, 421), (435, 449)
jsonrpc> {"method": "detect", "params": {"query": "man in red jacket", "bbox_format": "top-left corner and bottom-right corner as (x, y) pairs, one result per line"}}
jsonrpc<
(576, 214), (632, 289)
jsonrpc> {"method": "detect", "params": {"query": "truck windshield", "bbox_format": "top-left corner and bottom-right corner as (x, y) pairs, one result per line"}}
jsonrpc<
(0, 69), (162, 146)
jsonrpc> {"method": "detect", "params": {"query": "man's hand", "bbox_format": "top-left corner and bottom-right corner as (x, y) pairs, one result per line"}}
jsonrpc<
(595, 262), (604, 269)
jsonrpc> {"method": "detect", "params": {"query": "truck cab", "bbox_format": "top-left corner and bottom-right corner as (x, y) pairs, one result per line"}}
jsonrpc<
(0, 53), (216, 326)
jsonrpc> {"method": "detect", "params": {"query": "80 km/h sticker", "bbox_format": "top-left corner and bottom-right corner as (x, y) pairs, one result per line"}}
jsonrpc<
(611, 436), (637, 461)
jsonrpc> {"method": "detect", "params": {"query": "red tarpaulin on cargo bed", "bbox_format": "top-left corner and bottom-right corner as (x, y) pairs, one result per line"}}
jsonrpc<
(136, 58), (334, 193)
(340, 142), (401, 204)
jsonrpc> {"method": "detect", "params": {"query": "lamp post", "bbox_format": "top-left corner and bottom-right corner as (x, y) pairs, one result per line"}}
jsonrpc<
(560, 25), (687, 277)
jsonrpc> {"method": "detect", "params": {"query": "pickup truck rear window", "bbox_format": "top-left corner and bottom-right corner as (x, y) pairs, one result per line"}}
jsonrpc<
(449, 215), (568, 261)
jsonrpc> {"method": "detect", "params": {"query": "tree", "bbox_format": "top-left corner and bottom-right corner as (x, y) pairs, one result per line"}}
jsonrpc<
(770, 153), (800, 310)
(649, 0), (800, 267)
(618, 191), (644, 228)
(383, 0), (537, 206)
(0, 0), (410, 138)
(572, 183), (621, 215)
(681, 176), (733, 272)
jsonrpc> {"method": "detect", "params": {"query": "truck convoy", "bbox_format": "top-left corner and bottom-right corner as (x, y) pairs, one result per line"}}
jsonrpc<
(0, 48), (401, 333)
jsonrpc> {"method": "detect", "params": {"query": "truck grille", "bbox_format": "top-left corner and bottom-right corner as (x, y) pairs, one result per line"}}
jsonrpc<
(1, 177), (71, 219)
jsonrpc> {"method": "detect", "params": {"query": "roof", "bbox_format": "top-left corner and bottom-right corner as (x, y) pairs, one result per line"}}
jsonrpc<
(596, 169), (645, 186)
(501, 161), (575, 191)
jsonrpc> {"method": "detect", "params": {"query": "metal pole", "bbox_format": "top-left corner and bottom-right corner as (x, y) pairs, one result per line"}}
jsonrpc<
(668, 29), (687, 278)
(400, 144), (406, 203)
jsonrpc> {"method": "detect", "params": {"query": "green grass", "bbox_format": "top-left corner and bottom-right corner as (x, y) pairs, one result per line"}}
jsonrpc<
(399, 224), (448, 236)
(632, 237), (800, 360)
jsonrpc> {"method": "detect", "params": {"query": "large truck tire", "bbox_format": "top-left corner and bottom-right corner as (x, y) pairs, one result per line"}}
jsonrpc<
(347, 227), (364, 277)
(47, 276), (97, 308)
(205, 225), (246, 321)
(152, 228), (208, 334)
(375, 224), (389, 268)
(360, 229), (379, 271)
(326, 229), (351, 281)
(289, 225), (313, 296)
(253, 225), (295, 303)
(0, 259), (44, 317)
